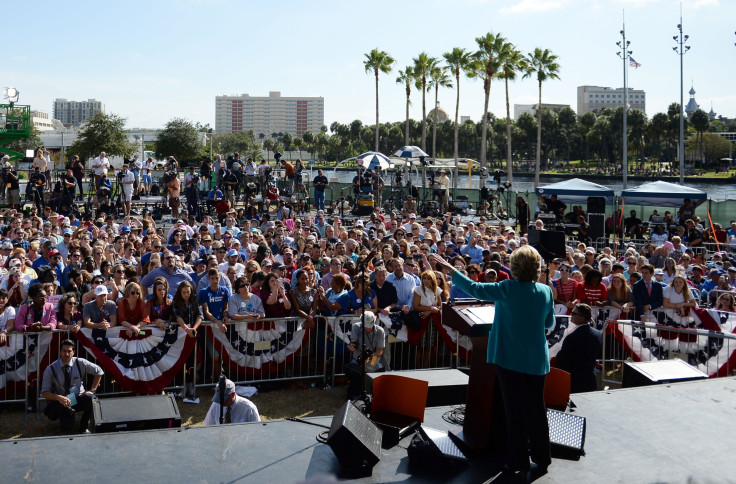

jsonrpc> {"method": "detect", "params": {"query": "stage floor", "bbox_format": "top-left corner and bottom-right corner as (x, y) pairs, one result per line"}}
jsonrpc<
(4, 377), (736, 483)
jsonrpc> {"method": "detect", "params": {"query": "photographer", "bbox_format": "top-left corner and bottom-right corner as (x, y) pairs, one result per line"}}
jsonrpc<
(5, 161), (19, 210)
(222, 169), (238, 207)
(61, 168), (77, 215)
(184, 165), (200, 217)
(96, 172), (112, 209)
(0, 154), (9, 201)
(69, 155), (85, 199)
(29, 166), (47, 211)
(119, 163), (135, 216)
(345, 311), (386, 401)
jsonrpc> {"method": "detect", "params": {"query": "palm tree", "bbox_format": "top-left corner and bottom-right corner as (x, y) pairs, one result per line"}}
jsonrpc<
(364, 49), (395, 152)
(293, 136), (304, 160)
(443, 47), (473, 190)
(428, 66), (453, 161)
(396, 66), (415, 146)
(263, 138), (274, 162)
(413, 53), (439, 153)
(496, 42), (526, 183)
(523, 47), (560, 188)
(469, 32), (507, 170)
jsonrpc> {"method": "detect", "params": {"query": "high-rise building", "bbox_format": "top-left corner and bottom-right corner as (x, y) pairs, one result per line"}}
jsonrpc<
(576, 86), (646, 116)
(53, 98), (105, 126)
(514, 103), (571, 121)
(215, 91), (324, 137)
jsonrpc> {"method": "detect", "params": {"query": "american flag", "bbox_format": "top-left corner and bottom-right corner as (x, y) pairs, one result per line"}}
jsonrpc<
(629, 56), (641, 68)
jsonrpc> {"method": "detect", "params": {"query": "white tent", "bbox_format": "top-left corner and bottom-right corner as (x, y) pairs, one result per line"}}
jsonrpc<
(621, 181), (707, 207)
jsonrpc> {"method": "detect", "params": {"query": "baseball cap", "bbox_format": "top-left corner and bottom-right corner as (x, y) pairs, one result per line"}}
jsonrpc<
(1, 241), (13, 250)
(272, 263), (285, 270)
(121, 225), (131, 233)
(213, 378), (235, 403)
(1, 154), (9, 160)
(355, 220), (364, 227)
(94, 285), (109, 296)
(409, 213), (416, 219)
(63, 228), (73, 235)
(654, 269), (664, 276)
(362, 311), (376, 329)
(48, 249), (61, 257)
(226, 249), (238, 257)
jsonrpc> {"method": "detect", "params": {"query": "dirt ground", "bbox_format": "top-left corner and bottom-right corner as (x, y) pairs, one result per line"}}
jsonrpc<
(0, 381), (348, 440)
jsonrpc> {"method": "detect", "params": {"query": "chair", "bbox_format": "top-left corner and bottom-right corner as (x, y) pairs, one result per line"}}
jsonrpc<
(370, 374), (428, 448)
(544, 367), (571, 410)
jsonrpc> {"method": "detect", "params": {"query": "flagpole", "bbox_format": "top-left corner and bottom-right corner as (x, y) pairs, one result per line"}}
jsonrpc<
(617, 12), (631, 189)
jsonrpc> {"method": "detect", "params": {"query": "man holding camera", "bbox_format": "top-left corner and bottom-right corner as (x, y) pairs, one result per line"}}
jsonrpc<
(222, 169), (239, 207)
(61, 167), (77, 215)
(41, 339), (104, 433)
(184, 165), (200, 217)
(96, 172), (112, 210)
(29, 166), (47, 211)
(119, 163), (135, 216)
(345, 312), (386, 400)
(2, 155), (20, 209)
(167, 171), (181, 219)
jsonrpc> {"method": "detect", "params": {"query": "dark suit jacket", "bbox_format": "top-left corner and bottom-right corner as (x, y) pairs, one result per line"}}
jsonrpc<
(555, 324), (602, 393)
(632, 279), (664, 317)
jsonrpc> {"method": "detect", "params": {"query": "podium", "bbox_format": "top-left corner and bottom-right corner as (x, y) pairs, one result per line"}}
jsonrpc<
(442, 300), (504, 451)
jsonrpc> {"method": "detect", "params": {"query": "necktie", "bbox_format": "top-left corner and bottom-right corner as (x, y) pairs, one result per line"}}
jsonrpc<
(63, 365), (71, 394)
(647, 281), (652, 296)
(225, 405), (232, 424)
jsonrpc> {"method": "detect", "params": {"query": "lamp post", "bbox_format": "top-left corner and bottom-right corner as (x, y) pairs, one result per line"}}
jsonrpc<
(673, 16), (690, 184)
(616, 21), (632, 189)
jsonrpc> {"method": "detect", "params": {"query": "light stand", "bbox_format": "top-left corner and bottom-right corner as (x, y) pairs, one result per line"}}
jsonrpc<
(351, 250), (377, 414)
(617, 18), (632, 189)
(673, 12), (690, 184)
(218, 373), (226, 424)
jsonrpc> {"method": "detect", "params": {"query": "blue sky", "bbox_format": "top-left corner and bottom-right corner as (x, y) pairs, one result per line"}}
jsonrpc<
(6, 0), (734, 130)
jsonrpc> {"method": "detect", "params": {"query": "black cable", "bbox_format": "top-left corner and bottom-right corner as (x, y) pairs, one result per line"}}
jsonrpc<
(442, 404), (466, 426)
(285, 416), (332, 444)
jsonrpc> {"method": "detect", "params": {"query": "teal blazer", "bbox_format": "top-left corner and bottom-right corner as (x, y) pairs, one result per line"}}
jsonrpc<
(451, 271), (555, 375)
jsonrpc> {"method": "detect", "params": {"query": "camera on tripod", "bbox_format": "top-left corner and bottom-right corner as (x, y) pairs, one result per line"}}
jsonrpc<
(274, 152), (283, 162)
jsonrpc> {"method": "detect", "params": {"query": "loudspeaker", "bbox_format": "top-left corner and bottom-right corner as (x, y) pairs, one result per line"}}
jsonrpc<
(587, 196), (605, 214)
(92, 394), (181, 433)
(622, 359), (708, 388)
(327, 402), (382, 471)
(547, 409), (586, 457)
(588, 213), (605, 240)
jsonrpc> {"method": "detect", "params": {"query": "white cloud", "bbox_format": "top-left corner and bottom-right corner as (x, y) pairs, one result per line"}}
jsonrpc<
(687, 0), (719, 9)
(500, 0), (572, 14)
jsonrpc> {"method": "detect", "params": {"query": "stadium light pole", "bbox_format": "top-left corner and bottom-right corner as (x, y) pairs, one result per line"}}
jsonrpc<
(616, 21), (632, 189)
(673, 16), (690, 184)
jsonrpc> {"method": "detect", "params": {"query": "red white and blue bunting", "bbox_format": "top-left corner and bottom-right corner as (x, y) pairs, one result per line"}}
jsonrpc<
(0, 332), (54, 397)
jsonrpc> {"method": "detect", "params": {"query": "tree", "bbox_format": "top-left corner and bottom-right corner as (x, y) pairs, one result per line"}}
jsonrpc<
(395, 67), (414, 146)
(470, 32), (507, 170)
(443, 47), (473, 189)
(700, 133), (732, 163)
(263, 138), (275, 162)
(68, 112), (132, 161)
(281, 132), (293, 160)
(155, 118), (203, 164)
(496, 41), (526, 182)
(413, 53), (439, 153)
(293, 136), (304, 160)
(523, 47), (560, 188)
(557, 106), (577, 162)
(428, 65), (452, 161)
(302, 131), (315, 159)
(690, 109), (710, 164)
(214, 131), (256, 156)
(364, 48), (395, 152)
(579, 112), (596, 162)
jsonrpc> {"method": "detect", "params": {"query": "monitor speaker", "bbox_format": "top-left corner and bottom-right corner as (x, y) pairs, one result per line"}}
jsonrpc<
(327, 401), (382, 471)
(530, 230), (566, 260)
(587, 196), (605, 214)
(588, 213), (605, 240)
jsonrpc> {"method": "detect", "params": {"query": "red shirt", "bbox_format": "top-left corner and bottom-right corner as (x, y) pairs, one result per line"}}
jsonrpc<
(576, 283), (609, 304)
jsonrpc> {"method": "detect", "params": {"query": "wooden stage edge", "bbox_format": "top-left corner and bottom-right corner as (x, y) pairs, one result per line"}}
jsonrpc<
(4, 377), (736, 483)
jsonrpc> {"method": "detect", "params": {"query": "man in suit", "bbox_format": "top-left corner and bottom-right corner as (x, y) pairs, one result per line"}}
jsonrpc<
(633, 264), (663, 320)
(555, 304), (602, 393)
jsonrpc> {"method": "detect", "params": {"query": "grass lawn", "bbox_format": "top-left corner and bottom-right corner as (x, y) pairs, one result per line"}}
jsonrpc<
(0, 381), (347, 440)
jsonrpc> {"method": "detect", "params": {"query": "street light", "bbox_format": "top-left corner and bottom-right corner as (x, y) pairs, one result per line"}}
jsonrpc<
(3, 87), (19, 108)
(616, 21), (632, 189)
(674, 17), (690, 184)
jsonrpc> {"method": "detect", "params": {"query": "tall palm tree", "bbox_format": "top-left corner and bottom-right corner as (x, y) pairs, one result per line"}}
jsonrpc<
(428, 65), (453, 161)
(496, 42), (526, 184)
(413, 53), (439, 153)
(396, 67), (415, 146)
(469, 32), (507, 170)
(443, 47), (473, 190)
(364, 49), (395, 152)
(523, 47), (560, 188)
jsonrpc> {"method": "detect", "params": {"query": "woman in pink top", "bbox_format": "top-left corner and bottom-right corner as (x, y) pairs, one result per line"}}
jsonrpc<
(15, 283), (57, 332)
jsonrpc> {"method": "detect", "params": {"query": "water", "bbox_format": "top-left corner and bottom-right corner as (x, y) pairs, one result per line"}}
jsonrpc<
(315, 169), (736, 201)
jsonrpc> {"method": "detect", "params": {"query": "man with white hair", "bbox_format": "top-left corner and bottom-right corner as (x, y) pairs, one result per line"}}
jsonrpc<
(204, 378), (260, 425)
(92, 151), (110, 184)
(345, 312), (387, 400)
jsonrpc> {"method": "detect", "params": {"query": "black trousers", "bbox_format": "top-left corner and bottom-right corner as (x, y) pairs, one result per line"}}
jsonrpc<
(45, 393), (94, 431)
(494, 366), (551, 471)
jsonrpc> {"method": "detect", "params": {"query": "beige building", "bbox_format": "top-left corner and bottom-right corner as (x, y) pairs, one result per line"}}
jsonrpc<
(215, 91), (324, 137)
(577, 86), (646, 116)
(513, 103), (571, 121)
(53, 98), (105, 126)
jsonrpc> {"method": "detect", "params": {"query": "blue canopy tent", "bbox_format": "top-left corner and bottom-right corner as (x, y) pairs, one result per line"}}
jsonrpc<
(620, 181), (707, 207)
(535, 178), (615, 205)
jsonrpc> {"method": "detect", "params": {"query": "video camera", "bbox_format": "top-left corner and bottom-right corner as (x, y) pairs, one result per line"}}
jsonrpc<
(274, 152), (283, 162)
(355, 347), (373, 365)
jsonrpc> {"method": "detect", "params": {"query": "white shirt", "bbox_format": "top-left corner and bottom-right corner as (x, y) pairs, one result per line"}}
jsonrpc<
(142, 160), (153, 174)
(0, 306), (16, 332)
(218, 261), (245, 277)
(121, 170), (135, 195)
(93, 156), (110, 176)
(204, 395), (260, 425)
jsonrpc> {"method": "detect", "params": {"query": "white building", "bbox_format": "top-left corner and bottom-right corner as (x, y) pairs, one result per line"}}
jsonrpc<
(30, 110), (63, 131)
(215, 91), (324, 137)
(576, 86), (646, 116)
(53, 98), (105, 126)
(514, 103), (571, 121)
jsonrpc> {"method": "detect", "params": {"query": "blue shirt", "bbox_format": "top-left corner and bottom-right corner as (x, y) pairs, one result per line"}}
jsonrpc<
(208, 189), (223, 200)
(140, 266), (193, 297)
(325, 289), (350, 316)
(348, 289), (376, 312)
(198, 286), (231, 320)
(386, 272), (418, 308)
(460, 244), (484, 264)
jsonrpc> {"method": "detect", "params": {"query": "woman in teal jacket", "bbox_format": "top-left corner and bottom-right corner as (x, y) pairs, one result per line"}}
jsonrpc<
(430, 247), (554, 474)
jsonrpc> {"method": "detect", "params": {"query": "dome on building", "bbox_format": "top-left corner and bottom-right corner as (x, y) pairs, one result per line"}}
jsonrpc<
(685, 85), (699, 117)
(428, 104), (450, 123)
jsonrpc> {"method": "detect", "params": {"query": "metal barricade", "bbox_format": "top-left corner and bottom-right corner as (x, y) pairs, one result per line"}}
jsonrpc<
(601, 312), (736, 388)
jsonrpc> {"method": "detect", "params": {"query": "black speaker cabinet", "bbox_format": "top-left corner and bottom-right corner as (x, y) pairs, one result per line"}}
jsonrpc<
(530, 230), (566, 259)
(327, 401), (382, 471)
(587, 196), (605, 214)
(92, 393), (181, 433)
(588, 213), (605, 240)
(622, 359), (708, 388)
